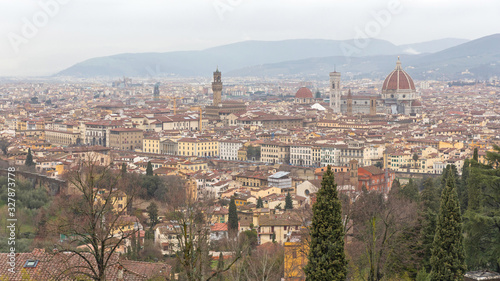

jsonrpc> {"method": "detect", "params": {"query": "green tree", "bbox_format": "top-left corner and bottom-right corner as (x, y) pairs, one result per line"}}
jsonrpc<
(228, 197), (239, 235)
(146, 161), (154, 176)
(285, 192), (293, 210)
(256, 197), (264, 208)
(315, 90), (321, 99)
(25, 148), (35, 166)
(121, 163), (127, 177)
(430, 174), (466, 281)
(473, 147), (478, 162)
(400, 178), (420, 202)
(217, 252), (224, 281)
(463, 145), (500, 272)
(304, 166), (347, 280)
(458, 159), (470, 212)
(147, 202), (159, 228)
(0, 138), (10, 155)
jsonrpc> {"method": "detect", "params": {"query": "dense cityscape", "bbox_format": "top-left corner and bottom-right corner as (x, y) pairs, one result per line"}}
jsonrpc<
(1, 1), (500, 281)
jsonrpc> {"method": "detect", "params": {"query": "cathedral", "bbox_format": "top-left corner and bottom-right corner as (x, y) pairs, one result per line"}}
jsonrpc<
(330, 58), (422, 116)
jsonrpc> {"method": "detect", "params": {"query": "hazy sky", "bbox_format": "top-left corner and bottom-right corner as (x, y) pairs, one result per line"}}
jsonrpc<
(1, 0), (499, 76)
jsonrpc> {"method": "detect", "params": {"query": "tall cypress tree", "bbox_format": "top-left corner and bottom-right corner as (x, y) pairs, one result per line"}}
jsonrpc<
(228, 197), (238, 235)
(430, 174), (466, 281)
(256, 197), (264, 208)
(121, 163), (127, 177)
(304, 165), (347, 281)
(25, 148), (35, 166)
(473, 147), (478, 162)
(146, 161), (153, 176)
(285, 192), (293, 210)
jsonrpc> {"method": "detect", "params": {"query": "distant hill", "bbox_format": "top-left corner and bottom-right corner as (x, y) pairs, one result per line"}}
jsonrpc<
(228, 34), (500, 80)
(53, 36), (500, 80)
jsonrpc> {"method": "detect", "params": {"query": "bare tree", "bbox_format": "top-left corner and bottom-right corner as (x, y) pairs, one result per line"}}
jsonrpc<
(51, 155), (139, 281)
(243, 243), (284, 281)
(174, 202), (244, 281)
(348, 191), (419, 281)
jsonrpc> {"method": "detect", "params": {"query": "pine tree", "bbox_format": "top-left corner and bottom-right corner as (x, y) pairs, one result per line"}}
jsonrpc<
(228, 197), (238, 235)
(25, 148), (35, 166)
(146, 161), (153, 176)
(285, 192), (293, 210)
(430, 174), (466, 281)
(304, 166), (347, 280)
(256, 197), (264, 208)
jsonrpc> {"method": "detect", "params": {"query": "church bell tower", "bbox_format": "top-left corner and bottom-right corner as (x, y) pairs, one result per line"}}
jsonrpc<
(329, 71), (341, 114)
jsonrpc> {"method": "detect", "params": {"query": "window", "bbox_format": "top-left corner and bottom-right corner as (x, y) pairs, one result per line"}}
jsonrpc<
(24, 260), (39, 268)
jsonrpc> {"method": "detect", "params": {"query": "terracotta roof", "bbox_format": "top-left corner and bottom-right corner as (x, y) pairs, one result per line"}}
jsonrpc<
(0, 248), (170, 280)
(295, 87), (313, 99)
(382, 58), (416, 91)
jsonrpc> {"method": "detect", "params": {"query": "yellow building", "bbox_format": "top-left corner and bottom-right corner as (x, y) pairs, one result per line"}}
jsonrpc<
(95, 188), (128, 214)
(108, 128), (143, 151)
(237, 148), (247, 161)
(143, 137), (161, 154)
(45, 130), (81, 146)
(284, 240), (308, 281)
(177, 137), (219, 157)
(250, 186), (281, 198)
(261, 142), (290, 164)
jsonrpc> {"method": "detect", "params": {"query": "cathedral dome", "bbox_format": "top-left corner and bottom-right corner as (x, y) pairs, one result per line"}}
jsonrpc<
(295, 87), (313, 99)
(382, 58), (415, 91)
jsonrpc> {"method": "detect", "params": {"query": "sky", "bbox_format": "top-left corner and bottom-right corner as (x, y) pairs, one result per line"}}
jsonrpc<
(0, 0), (499, 76)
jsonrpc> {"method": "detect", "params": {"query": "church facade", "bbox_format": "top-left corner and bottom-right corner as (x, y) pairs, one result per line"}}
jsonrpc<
(330, 58), (422, 116)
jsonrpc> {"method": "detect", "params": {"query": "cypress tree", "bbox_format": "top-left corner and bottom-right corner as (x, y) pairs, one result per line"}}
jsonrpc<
(121, 163), (127, 177)
(228, 197), (238, 235)
(217, 252), (224, 280)
(430, 174), (466, 281)
(25, 148), (35, 166)
(147, 202), (159, 228)
(256, 197), (264, 208)
(285, 192), (293, 210)
(304, 165), (347, 281)
(473, 147), (478, 162)
(146, 161), (153, 176)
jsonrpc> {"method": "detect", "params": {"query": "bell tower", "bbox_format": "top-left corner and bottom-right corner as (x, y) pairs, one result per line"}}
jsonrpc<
(212, 67), (222, 107)
(329, 71), (341, 114)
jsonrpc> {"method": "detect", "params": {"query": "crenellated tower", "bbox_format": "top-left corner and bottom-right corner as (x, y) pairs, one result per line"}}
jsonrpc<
(212, 67), (222, 107)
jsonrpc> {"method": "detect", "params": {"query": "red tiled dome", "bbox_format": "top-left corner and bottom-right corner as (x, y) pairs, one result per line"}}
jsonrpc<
(382, 58), (415, 91)
(295, 87), (313, 99)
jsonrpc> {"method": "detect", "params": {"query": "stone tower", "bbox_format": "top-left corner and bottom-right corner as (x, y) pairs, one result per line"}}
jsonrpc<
(347, 89), (353, 116)
(329, 71), (341, 113)
(153, 83), (160, 101)
(212, 67), (222, 107)
(349, 159), (359, 189)
(370, 97), (377, 116)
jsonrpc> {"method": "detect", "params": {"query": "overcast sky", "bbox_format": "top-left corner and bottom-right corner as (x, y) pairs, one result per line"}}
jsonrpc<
(1, 0), (499, 76)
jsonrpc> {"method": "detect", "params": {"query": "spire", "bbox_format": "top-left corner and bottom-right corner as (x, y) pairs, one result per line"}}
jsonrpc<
(396, 56), (402, 70)
(347, 89), (352, 97)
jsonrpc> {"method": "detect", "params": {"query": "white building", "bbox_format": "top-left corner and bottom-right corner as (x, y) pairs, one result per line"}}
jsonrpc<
(219, 140), (244, 160)
(290, 144), (313, 166)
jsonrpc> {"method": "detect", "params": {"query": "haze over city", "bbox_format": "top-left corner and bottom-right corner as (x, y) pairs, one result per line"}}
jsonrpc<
(1, 0), (500, 76)
(1, 1), (500, 281)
